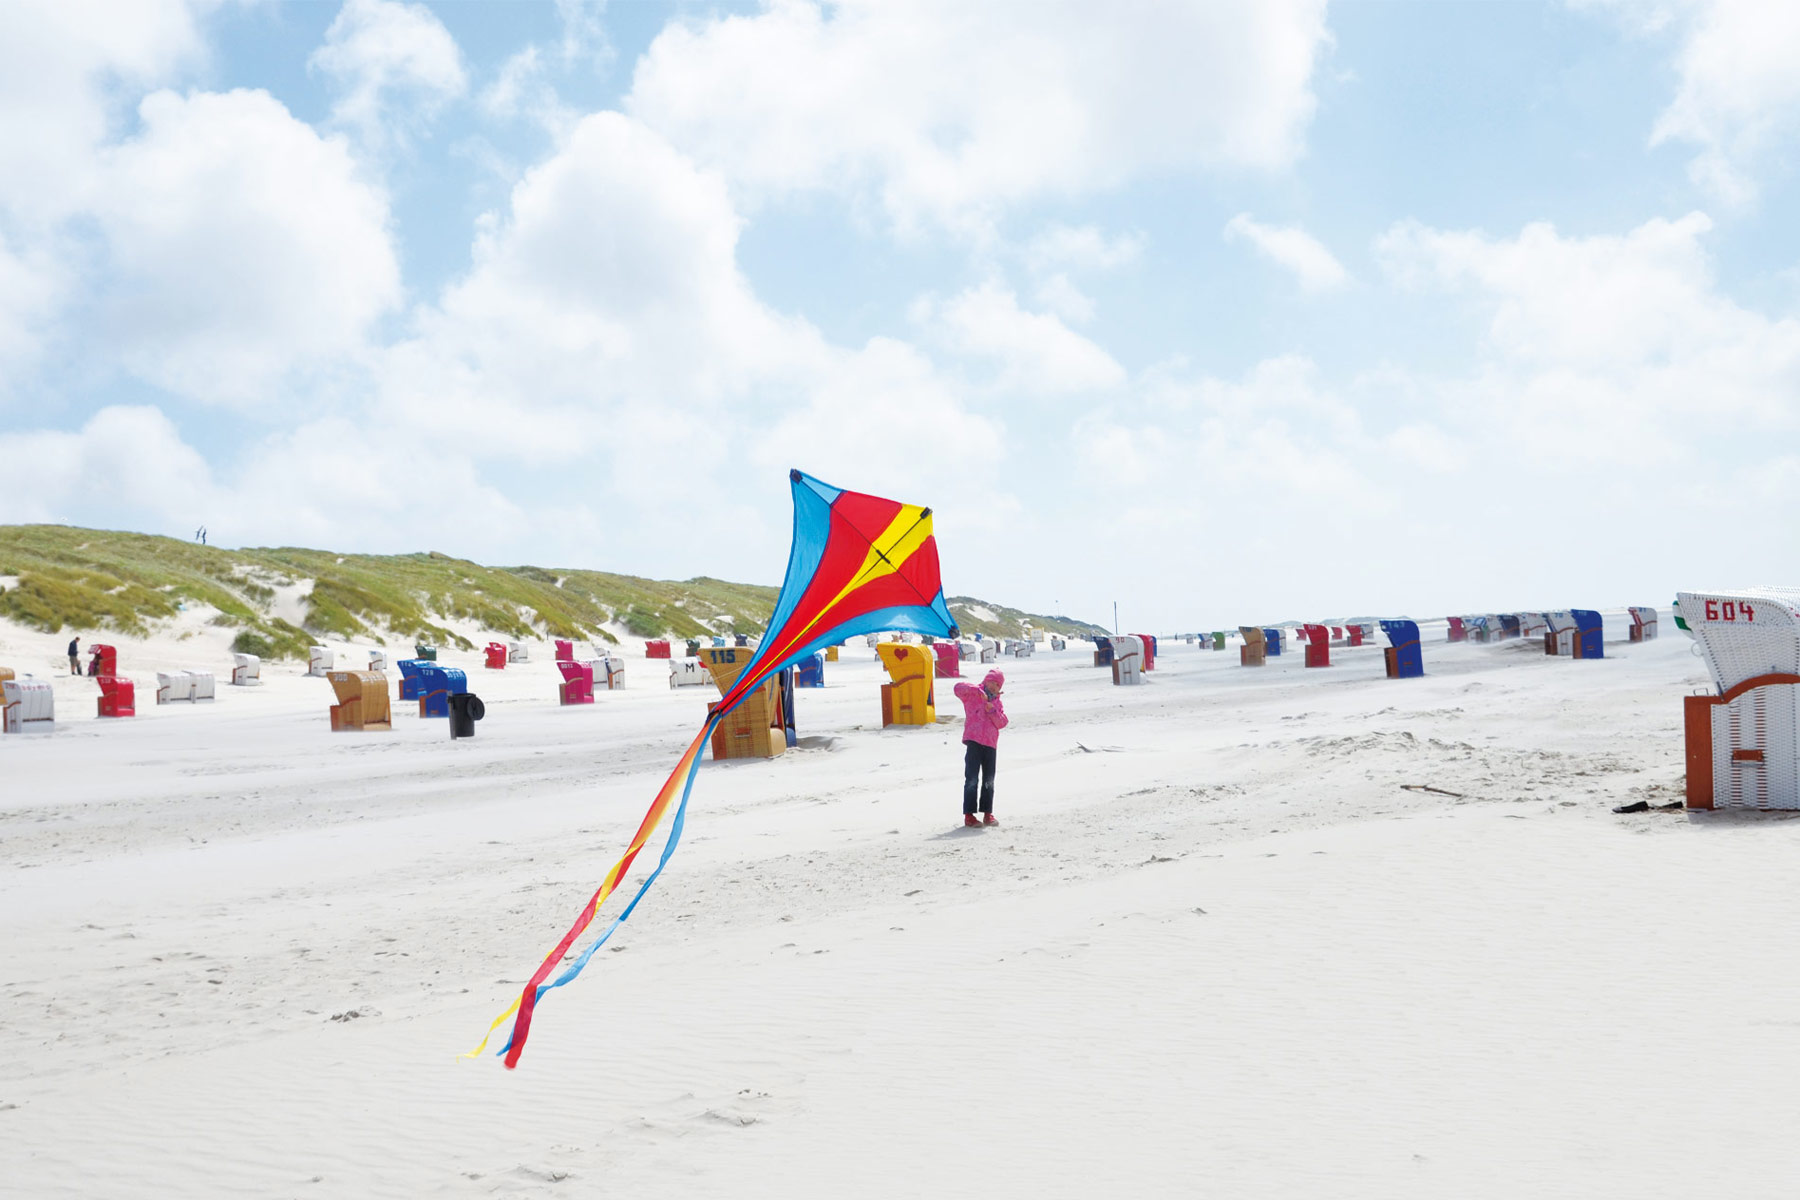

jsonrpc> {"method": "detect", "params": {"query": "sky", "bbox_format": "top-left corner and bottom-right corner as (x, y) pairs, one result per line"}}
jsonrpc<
(2, 0), (1798, 632)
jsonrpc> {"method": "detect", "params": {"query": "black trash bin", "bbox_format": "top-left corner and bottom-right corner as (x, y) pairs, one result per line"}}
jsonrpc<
(448, 692), (486, 740)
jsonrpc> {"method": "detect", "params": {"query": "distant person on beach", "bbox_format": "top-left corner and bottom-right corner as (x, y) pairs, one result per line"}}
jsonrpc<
(68, 637), (80, 675)
(954, 668), (1008, 827)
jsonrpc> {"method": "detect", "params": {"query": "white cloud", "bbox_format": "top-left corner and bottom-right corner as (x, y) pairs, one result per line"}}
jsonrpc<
(480, 46), (547, 120)
(478, 0), (613, 135)
(1568, 0), (1679, 35)
(0, 404), (535, 553)
(1031, 274), (1096, 325)
(550, 0), (612, 67)
(0, 0), (205, 373)
(1578, 0), (1800, 206)
(1367, 208), (1800, 548)
(1044, 204), (1800, 617)
(1378, 213), (1727, 367)
(479, 45), (576, 137)
(1382, 423), (1469, 474)
(0, 0), (204, 219)
(0, 231), (65, 384)
(915, 282), (1126, 394)
(91, 88), (403, 406)
(228, 417), (529, 549)
(1013, 224), (1145, 324)
(0, 405), (218, 526)
(1224, 213), (1349, 291)
(752, 336), (1014, 531)
(310, 0), (467, 148)
(1651, 0), (1800, 206)
(1069, 354), (1405, 557)
(1023, 224), (1146, 274)
(418, 111), (815, 423)
(349, 111), (1012, 571)
(1375, 211), (1800, 439)
(627, 0), (1332, 231)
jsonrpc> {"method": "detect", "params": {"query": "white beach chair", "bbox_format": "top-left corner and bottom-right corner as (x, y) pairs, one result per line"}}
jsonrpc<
(1111, 635), (1144, 685)
(232, 654), (261, 686)
(2, 677), (55, 733)
(1543, 612), (1578, 655)
(1678, 588), (1800, 810)
(308, 646), (334, 677)
(156, 671), (195, 704)
(669, 657), (711, 688)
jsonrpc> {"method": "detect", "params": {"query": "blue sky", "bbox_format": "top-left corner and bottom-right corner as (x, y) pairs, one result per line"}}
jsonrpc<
(2, 0), (1798, 630)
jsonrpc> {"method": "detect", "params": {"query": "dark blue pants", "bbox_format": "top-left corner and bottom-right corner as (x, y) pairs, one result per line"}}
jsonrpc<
(963, 741), (996, 815)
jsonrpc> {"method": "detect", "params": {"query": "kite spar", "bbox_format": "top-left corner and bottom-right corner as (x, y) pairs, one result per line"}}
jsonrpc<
(470, 469), (957, 1068)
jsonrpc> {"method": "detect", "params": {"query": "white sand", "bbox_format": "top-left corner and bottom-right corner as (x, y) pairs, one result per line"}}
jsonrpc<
(6, 612), (1800, 1197)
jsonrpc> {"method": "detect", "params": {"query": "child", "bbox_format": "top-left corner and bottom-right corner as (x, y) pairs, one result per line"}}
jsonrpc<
(953, 668), (1008, 827)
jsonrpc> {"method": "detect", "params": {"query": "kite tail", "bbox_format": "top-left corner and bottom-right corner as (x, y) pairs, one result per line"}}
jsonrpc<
(464, 718), (716, 1069)
(494, 721), (709, 1059)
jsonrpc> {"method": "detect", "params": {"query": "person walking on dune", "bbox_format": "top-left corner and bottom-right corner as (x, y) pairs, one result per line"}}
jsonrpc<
(68, 636), (80, 675)
(954, 668), (1008, 828)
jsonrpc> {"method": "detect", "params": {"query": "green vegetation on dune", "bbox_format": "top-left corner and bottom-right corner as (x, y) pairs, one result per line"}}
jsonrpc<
(0, 525), (1101, 657)
(555, 571), (778, 642)
(241, 548), (604, 651)
(946, 597), (1108, 640)
(0, 526), (314, 658)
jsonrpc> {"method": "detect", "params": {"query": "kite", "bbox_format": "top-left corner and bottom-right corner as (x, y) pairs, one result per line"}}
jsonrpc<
(470, 469), (956, 1068)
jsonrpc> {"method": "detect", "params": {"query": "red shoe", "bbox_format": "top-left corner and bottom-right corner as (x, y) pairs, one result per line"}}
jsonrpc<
(964, 814), (980, 828)
(982, 814), (999, 826)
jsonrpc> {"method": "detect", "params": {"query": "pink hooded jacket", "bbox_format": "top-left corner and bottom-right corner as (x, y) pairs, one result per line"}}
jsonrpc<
(954, 669), (1008, 748)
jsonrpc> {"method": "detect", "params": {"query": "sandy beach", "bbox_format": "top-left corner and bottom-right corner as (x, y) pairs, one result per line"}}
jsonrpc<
(7, 612), (1799, 1197)
(9, 0), (1800, 1193)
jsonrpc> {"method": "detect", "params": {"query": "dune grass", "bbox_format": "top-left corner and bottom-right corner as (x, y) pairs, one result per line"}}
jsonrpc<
(0, 525), (1105, 658)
